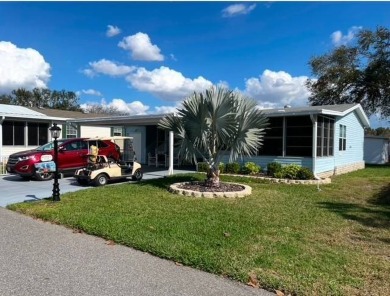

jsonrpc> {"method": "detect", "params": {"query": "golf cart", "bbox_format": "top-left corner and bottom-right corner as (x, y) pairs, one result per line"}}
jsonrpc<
(74, 136), (143, 186)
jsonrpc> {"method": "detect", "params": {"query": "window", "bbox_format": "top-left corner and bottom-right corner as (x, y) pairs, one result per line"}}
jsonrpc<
(317, 116), (334, 157)
(259, 116), (313, 157)
(339, 125), (347, 151)
(64, 140), (88, 151)
(28, 122), (49, 146)
(66, 124), (77, 138)
(112, 127), (123, 136)
(258, 117), (283, 156)
(2, 121), (25, 145)
(285, 116), (312, 157)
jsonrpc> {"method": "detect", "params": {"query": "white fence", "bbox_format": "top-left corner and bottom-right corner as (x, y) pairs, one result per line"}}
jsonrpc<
(0, 156), (9, 175)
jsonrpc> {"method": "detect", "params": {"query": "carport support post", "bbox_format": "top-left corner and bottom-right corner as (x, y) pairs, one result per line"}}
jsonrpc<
(168, 131), (174, 175)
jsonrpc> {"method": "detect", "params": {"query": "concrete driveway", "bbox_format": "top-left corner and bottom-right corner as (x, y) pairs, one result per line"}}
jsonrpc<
(0, 167), (195, 207)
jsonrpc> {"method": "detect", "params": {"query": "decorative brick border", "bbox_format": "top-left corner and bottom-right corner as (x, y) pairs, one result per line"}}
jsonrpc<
(169, 182), (252, 198)
(223, 174), (332, 185)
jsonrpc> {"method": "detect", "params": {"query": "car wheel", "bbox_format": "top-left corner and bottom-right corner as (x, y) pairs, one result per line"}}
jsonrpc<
(132, 169), (143, 181)
(35, 171), (54, 181)
(94, 173), (108, 186)
(77, 179), (89, 186)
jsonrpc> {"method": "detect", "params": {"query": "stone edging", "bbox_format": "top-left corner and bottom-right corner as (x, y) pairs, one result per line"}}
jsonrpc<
(169, 182), (252, 198)
(221, 173), (332, 184)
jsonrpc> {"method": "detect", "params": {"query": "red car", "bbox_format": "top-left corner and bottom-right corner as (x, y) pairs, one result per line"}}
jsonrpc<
(6, 138), (121, 181)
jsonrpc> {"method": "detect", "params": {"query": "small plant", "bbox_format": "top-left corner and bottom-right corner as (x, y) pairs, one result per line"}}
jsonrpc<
(280, 164), (301, 179)
(242, 162), (261, 175)
(297, 167), (315, 180)
(267, 162), (282, 177)
(225, 162), (241, 174)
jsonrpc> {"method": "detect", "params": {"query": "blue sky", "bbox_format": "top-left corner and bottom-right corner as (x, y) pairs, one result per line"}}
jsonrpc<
(1, 1), (389, 127)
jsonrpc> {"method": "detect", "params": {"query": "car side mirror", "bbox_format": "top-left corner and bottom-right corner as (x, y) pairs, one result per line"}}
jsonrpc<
(58, 146), (66, 152)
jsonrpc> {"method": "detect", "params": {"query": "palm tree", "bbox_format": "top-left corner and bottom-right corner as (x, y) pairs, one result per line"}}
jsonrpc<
(158, 87), (269, 187)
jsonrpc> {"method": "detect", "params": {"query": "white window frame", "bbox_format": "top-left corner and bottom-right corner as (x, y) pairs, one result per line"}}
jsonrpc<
(339, 124), (347, 151)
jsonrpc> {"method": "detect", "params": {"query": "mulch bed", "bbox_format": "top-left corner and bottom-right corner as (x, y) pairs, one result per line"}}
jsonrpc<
(177, 181), (245, 193)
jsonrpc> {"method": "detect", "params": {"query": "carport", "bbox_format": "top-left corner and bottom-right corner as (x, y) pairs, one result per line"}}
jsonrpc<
(67, 114), (177, 175)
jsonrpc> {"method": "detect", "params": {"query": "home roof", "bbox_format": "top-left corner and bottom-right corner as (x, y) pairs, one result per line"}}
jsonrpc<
(0, 104), (64, 121)
(0, 104), (116, 121)
(262, 103), (370, 127)
(27, 107), (109, 119)
(67, 103), (370, 128)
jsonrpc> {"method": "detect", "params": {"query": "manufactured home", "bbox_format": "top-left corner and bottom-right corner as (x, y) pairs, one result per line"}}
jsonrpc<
(1, 103), (370, 178)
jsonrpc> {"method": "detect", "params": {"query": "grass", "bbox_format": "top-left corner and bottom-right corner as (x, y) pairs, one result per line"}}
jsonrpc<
(7, 165), (390, 295)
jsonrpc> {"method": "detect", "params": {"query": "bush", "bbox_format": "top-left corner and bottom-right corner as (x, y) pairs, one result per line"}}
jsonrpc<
(280, 164), (301, 179)
(197, 162), (226, 174)
(242, 162), (261, 175)
(218, 162), (225, 174)
(297, 167), (315, 180)
(267, 162), (282, 177)
(197, 162), (208, 173)
(225, 162), (241, 174)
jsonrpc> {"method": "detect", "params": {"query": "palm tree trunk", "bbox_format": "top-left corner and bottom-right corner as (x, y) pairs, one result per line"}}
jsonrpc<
(205, 167), (220, 187)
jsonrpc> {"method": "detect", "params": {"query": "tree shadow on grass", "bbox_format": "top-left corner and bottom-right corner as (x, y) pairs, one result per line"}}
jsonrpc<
(368, 183), (390, 207)
(318, 183), (390, 229)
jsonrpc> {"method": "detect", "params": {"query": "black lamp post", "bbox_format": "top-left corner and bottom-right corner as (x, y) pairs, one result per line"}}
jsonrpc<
(49, 123), (61, 201)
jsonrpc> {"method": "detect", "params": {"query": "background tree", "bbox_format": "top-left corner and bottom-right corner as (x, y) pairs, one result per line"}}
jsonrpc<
(306, 26), (390, 118)
(2, 87), (81, 110)
(158, 87), (269, 187)
(82, 103), (129, 115)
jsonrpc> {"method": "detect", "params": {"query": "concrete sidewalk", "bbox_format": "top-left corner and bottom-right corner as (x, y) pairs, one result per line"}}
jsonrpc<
(0, 207), (273, 296)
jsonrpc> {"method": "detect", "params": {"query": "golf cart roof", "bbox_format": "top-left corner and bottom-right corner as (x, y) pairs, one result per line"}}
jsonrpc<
(87, 136), (134, 141)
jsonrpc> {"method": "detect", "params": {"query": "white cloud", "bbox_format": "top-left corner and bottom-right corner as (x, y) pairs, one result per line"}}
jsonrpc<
(108, 98), (149, 115)
(153, 105), (179, 114)
(125, 66), (213, 101)
(118, 32), (164, 61)
(106, 25), (121, 37)
(331, 26), (362, 46)
(244, 69), (311, 108)
(83, 59), (135, 77)
(0, 41), (51, 93)
(80, 98), (149, 115)
(222, 3), (256, 17)
(77, 89), (102, 97)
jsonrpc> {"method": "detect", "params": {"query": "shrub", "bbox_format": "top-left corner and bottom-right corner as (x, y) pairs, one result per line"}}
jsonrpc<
(242, 162), (261, 175)
(218, 162), (225, 174)
(280, 164), (301, 179)
(225, 162), (241, 174)
(197, 162), (208, 173)
(197, 162), (226, 174)
(267, 162), (282, 177)
(297, 167), (315, 180)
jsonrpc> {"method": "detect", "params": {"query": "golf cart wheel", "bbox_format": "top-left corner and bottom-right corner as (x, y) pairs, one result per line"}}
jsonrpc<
(77, 179), (89, 186)
(94, 173), (109, 186)
(132, 169), (143, 181)
(35, 171), (54, 181)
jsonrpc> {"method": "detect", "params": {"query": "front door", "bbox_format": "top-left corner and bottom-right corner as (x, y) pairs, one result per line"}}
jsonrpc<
(126, 132), (142, 163)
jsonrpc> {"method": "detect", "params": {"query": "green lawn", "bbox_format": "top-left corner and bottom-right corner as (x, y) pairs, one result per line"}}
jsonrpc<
(7, 166), (390, 295)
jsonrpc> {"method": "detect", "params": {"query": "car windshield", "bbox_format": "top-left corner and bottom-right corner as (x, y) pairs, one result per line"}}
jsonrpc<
(35, 139), (69, 151)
